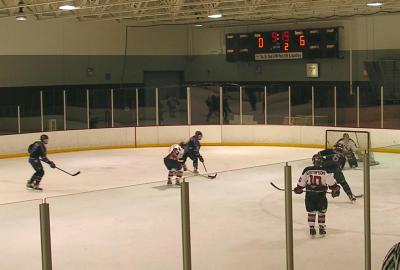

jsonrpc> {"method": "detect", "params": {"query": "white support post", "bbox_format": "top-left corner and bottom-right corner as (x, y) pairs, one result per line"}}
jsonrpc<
(17, 105), (21, 134)
(334, 86), (337, 127)
(155, 88), (159, 126)
(136, 88), (139, 127)
(219, 87), (223, 125)
(86, 89), (90, 129)
(239, 86), (243, 124)
(63, 90), (66, 130)
(357, 86), (360, 128)
(381, 86), (384, 129)
(264, 86), (267, 125)
(40, 90), (44, 132)
(187, 87), (191, 125)
(111, 88), (114, 128)
(288, 86), (291, 125)
(311, 86), (315, 126)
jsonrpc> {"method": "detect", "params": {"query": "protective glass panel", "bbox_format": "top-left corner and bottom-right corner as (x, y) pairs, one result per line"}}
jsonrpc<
(290, 85), (312, 126)
(113, 87), (137, 127)
(190, 85), (220, 125)
(358, 84), (380, 128)
(43, 89), (64, 132)
(336, 85), (357, 127)
(314, 85), (335, 126)
(66, 88), (87, 130)
(267, 84), (289, 125)
(371, 147), (400, 269)
(0, 104), (18, 135)
(138, 87), (156, 126)
(289, 158), (364, 269)
(382, 85), (400, 129)
(0, 200), (42, 270)
(19, 88), (41, 133)
(48, 183), (181, 270)
(222, 85), (240, 124)
(158, 85), (187, 126)
(89, 88), (112, 129)
(242, 85), (265, 124)
(189, 163), (286, 269)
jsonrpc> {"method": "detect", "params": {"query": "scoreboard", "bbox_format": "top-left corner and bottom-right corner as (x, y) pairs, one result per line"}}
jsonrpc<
(226, 27), (339, 61)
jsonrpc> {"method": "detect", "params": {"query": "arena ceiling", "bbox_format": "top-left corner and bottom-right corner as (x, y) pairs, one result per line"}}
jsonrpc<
(2, 0), (400, 25)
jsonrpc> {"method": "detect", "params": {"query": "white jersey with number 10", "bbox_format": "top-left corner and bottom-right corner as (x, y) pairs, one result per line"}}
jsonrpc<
(298, 168), (336, 188)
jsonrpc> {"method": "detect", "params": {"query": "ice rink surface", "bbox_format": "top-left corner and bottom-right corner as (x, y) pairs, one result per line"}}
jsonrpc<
(0, 146), (399, 270)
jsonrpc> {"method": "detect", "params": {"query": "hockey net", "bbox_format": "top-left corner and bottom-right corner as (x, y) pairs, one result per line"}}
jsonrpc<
(325, 129), (379, 166)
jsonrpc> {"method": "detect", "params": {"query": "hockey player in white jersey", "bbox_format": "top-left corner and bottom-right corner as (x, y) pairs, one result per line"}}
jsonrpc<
(294, 154), (341, 236)
(163, 144), (185, 186)
(335, 133), (359, 168)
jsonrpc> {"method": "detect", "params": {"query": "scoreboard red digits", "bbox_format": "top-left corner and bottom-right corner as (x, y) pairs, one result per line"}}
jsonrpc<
(226, 27), (339, 61)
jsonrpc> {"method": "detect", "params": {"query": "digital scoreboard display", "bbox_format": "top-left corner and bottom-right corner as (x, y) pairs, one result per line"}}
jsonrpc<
(226, 27), (339, 61)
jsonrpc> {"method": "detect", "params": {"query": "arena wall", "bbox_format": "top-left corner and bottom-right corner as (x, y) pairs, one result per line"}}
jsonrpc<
(1, 125), (399, 158)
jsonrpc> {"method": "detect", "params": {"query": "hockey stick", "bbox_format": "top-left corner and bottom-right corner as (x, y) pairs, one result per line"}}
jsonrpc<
(40, 159), (81, 176)
(269, 182), (332, 194)
(201, 161), (217, 179)
(55, 167), (81, 176)
(270, 181), (363, 198)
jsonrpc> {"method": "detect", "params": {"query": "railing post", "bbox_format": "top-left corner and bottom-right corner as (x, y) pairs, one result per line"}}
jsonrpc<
(40, 199), (52, 270)
(364, 151), (371, 270)
(284, 163), (294, 270)
(181, 181), (192, 270)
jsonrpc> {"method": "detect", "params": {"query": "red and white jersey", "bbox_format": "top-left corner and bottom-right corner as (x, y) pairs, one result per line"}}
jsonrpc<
(165, 144), (184, 161)
(297, 166), (336, 189)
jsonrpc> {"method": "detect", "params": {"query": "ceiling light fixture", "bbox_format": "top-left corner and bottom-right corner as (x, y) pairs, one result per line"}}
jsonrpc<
(208, 13), (222, 19)
(59, 4), (77, 10)
(194, 24), (203, 27)
(367, 2), (383, 6)
(16, 1), (27, 21)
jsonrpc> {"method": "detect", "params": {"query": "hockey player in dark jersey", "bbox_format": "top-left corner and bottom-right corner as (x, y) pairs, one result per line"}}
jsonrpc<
(164, 144), (185, 186)
(27, 134), (56, 190)
(181, 131), (204, 173)
(318, 143), (356, 202)
(294, 154), (340, 236)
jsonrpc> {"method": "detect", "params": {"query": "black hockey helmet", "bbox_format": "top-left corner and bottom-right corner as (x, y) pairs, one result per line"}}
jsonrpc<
(195, 130), (203, 139)
(334, 143), (344, 152)
(312, 154), (322, 167)
(40, 134), (49, 142)
(343, 133), (350, 139)
(179, 141), (186, 148)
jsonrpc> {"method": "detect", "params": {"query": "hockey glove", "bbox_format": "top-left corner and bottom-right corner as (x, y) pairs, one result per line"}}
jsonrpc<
(294, 186), (304, 194)
(49, 161), (56, 168)
(198, 155), (204, 163)
(330, 185), (340, 198)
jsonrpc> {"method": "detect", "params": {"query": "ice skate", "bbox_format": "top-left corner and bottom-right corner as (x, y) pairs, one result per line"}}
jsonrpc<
(348, 194), (356, 203)
(319, 226), (326, 235)
(167, 179), (172, 185)
(309, 226), (316, 236)
(27, 181), (43, 191)
(175, 179), (181, 186)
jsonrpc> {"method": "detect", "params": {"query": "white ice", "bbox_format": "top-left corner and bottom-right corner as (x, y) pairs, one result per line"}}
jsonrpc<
(0, 146), (398, 270)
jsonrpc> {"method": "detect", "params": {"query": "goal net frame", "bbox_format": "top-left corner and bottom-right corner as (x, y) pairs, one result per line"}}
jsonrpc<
(325, 129), (379, 165)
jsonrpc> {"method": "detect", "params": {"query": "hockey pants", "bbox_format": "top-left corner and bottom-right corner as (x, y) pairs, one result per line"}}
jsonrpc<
(334, 170), (353, 197)
(29, 158), (44, 183)
(182, 152), (199, 170)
